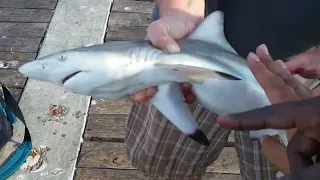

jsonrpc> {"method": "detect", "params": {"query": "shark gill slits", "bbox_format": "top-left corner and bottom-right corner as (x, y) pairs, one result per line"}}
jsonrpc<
(216, 72), (240, 80)
(188, 129), (210, 146)
(62, 71), (81, 84)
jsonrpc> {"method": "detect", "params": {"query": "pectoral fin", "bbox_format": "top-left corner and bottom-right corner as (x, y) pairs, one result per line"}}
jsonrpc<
(150, 82), (210, 146)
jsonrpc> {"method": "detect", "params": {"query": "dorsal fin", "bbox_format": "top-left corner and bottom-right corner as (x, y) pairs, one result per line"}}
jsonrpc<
(187, 11), (237, 54)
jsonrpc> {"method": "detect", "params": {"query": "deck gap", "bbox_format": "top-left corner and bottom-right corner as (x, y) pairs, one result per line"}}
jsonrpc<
(0, 7), (56, 10)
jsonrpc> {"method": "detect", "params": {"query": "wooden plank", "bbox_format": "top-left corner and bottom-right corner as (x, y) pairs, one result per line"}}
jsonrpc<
(8, 88), (22, 101)
(83, 114), (235, 144)
(0, 0), (58, 9)
(0, 69), (26, 88)
(0, 36), (42, 52)
(106, 26), (147, 41)
(13, 0), (114, 179)
(109, 12), (151, 27)
(75, 168), (241, 180)
(0, 60), (27, 70)
(0, 23), (47, 37)
(0, 52), (37, 60)
(0, 8), (54, 23)
(89, 98), (130, 114)
(77, 141), (240, 174)
(112, 0), (154, 14)
(84, 114), (127, 141)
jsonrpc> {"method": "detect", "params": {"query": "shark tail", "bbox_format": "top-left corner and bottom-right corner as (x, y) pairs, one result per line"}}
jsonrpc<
(150, 82), (210, 146)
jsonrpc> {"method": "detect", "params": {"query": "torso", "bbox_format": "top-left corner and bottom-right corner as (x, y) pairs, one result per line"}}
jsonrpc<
(206, 0), (320, 60)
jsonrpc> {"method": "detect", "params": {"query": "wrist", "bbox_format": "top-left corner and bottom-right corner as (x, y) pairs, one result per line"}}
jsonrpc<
(157, 0), (205, 24)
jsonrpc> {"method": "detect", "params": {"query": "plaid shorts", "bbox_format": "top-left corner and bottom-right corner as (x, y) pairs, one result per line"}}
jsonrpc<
(123, 4), (280, 180)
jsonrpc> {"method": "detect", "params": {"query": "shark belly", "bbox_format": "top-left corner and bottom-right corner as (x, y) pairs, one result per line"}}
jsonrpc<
(191, 78), (288, 145)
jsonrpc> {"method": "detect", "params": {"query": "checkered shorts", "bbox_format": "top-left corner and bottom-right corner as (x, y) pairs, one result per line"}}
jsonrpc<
(123, 5), (277, 179)
(124, 4), (320, 180)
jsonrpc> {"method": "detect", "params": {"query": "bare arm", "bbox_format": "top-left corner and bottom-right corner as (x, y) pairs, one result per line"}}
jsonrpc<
(157, 0), (205, 24)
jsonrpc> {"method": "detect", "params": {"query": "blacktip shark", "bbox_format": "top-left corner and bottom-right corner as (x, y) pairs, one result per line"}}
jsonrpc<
(18, 11), (287, 147)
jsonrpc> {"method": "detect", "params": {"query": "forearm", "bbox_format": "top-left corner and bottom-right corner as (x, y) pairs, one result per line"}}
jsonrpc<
(156, 0), (205, 20)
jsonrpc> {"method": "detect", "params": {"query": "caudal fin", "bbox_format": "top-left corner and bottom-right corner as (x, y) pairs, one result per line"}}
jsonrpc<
(150, 82), (210, 146)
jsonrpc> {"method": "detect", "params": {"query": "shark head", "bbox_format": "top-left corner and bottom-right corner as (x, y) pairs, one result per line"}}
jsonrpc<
(18, 46), (135, 96)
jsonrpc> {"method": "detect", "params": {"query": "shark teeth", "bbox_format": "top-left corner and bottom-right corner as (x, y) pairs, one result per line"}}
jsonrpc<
(62, 71), (81, 84)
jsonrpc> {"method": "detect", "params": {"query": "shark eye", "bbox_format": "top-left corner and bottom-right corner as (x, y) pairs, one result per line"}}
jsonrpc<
(59, 54), (66, 61)
(42, 65), (45, 69)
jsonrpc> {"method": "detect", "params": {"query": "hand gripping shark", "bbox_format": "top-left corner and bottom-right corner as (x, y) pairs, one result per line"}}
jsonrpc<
(18, 11), (288, 147)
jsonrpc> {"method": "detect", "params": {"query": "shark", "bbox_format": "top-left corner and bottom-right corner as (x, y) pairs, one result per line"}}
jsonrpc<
(18, 10), (288, 147)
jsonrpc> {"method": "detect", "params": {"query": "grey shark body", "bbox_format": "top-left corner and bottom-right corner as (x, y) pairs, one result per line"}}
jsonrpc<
(18, 11), (288, 146)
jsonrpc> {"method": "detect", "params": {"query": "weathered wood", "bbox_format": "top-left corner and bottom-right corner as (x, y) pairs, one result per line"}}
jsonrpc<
(89, 98), (130, 114)
(109, 12), (152, 27)
(0, 52), (37, 60)
(75, 168), (241, 180)
(13, 0), (114, 179)
(0, 8), (54, 23)
(0, 69), (26, 88)
(207, 147), (240, 174)
(0, 23), (48, 37)
(8, 88), (22, 101)
(0, 60), (27, 70)
(84, 114), (127, 141)
(0, 36), (42, 52)
(83, 113), (235, 144)
(0, 0), (58, 9)
(106, 26), (147, 41)
(77, 141), (240, 174)
(112, 0), (154, 14)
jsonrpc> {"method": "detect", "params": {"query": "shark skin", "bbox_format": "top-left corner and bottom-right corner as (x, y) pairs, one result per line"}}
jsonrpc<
(18, 11), (288, 147)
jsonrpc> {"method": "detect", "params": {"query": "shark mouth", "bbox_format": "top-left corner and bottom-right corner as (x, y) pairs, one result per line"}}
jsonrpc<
(62, 71), (81, 84)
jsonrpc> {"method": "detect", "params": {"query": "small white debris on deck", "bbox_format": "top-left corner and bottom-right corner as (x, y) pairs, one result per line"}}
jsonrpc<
(91, 100), (97, 105)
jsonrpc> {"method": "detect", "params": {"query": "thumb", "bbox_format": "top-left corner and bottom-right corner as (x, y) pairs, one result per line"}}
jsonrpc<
(147, 22), (180, 53)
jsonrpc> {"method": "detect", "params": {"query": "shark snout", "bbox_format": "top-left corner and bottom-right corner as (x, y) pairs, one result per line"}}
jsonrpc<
(19, 61), (49, 82)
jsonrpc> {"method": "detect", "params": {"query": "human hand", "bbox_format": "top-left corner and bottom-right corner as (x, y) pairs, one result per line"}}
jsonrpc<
(285, 46), (320, 79)
(128, 10), (202, 104)
(217, 96), (320, 180)
(217, 44), (320, 178)
(285, 46), (320, 96)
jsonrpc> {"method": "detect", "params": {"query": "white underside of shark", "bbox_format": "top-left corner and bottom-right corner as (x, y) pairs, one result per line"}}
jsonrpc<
(18, 11), (288, 147)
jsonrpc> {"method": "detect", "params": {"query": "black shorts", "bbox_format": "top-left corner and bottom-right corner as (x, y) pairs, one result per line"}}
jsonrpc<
(206, 0), (320, 60)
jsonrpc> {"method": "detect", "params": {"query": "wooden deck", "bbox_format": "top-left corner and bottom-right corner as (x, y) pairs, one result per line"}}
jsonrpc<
(75, 0), (240, 179)
(1, 0), (241, 179)
(0, 0), (57, 101)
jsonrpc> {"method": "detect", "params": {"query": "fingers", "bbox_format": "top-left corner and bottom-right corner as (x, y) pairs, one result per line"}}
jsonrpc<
(286, 130), (318, 172)
(217, 96), (320, 130)
(182, 82), (196, 104)
(147, 20), (180, 53)
(260, 135), (291, 173)
(285, 46), (320, 79)
(247, 50), (299, 104)
(284, 53), (306, 74)
(278, 163), (320, 180)
(128, 87), (158, 103)
(255, 44), (313, 100)
(128, 83), (195, 103)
